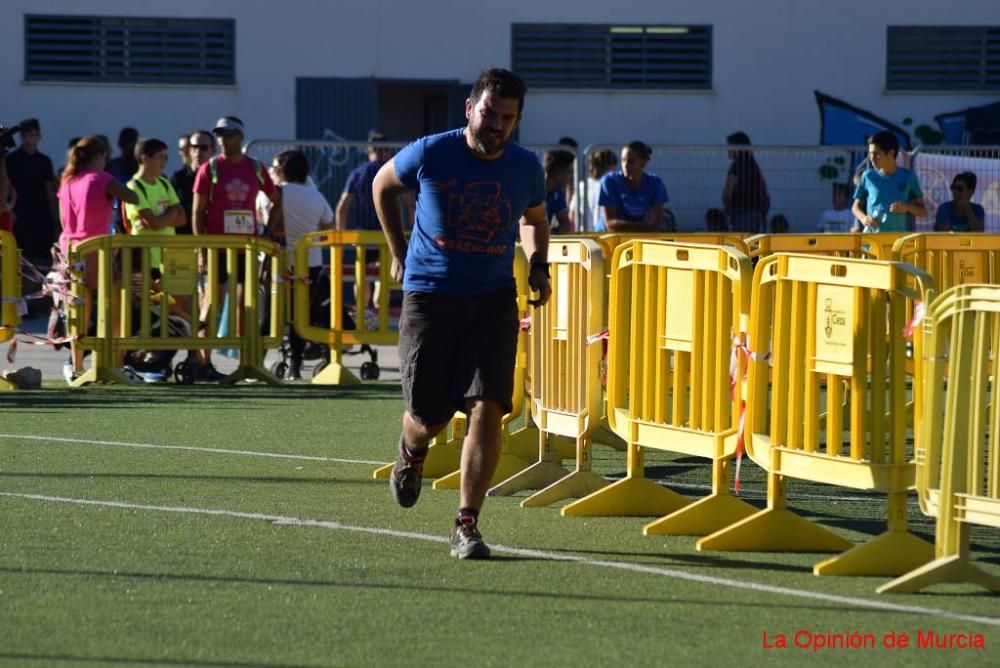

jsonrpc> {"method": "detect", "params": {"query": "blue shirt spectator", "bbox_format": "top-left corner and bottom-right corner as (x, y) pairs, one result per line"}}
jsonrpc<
(394, 128), (545, 296)
(596, 171), (668, 232)
(339, 159), (384, 231)
(545, 186), (568, 226)
(852, 167), (923, 233)
(935, 201), (985, 232)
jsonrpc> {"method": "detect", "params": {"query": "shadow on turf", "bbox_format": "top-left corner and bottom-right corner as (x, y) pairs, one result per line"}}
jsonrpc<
(0, 653), (309, 668)
(0, 383), (400, 411)
(535, 547), (806, 573)
(0, 565), (894, 613)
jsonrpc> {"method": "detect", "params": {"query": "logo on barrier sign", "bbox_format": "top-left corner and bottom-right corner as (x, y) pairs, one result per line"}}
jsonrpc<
(823, 298), (847, 340)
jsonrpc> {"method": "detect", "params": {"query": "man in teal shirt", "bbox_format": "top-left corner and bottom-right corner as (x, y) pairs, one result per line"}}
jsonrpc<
(851, 131), (926, 232)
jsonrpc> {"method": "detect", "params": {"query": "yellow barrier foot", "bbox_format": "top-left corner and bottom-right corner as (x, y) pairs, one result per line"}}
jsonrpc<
(697, 508), (853, 553)
(561, 476), (690, 517)
(877, 554), (1000, 595)
(432, 452), (534, 490)
(591, 422), (627, 452)
(521, 470), (609, 508)
(70, 367), (138, 387)
(488, 461), (569, 497)
(505, 425), (541, 461)
(812, 530), (935, 577)
(643, 492), (759, 537)
(311, 361), (360, 385)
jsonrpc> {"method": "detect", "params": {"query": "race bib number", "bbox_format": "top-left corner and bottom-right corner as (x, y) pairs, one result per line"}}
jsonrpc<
(224, 209), (254, 235)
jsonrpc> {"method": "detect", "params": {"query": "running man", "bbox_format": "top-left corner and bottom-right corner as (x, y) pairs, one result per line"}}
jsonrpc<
(373, 68), (551, 559)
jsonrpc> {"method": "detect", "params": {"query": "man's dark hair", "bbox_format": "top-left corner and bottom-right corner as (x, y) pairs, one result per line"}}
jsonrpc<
(118, 127), (139, 149)
(868, 130), (900, 157)
(953, 171), (977, 192)
(274, 150), (310, 184)
(18, 118), (40, 134)
(543, 149), (575, 175)
(67, 136), (81, 149)
(832, 182), (852, 198)
(727, 131), (752, 146)
(558, 136), (578, 149)
(469, 68), (527, 113)
(626, 140), (652, 162)
(134, 138), (168, 161)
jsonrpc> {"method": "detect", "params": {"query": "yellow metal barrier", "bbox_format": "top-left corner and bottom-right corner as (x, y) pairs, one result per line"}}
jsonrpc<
(746, 233), (873, 259)
(293, 230), (400, 385)
(591, 232), (750, 259)
(68, 235), (285, 386)
(698, 254), (935, 577)
(879, 284), (1000, 593)
(371, 251), (542, 483)
(487, 239), (608, 506)
(561, 240), (756, 524)
(861, 232), (908, 260)
(0, 230), (21, 390)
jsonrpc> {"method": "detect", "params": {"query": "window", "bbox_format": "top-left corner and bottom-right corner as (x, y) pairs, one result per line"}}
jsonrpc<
(887, 26), (1000, 92)
(25, 15), (235, 85)
(511, 24), (712, 90)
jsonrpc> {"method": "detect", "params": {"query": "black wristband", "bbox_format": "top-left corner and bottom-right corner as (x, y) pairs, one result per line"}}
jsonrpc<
(530, 260), (550, 278)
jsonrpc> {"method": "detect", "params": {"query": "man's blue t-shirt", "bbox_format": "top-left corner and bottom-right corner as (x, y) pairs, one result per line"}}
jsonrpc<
(934, 200), (985, 232)
(595, 172), (669, 232)
(343, 160), (384, 231)
(545, 187), (568, 228)
(852, 167), (923, 232)
(394, 128), (546, 296)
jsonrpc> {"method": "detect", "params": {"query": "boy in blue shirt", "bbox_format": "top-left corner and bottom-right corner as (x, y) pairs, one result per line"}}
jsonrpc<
(543, 149), (574, 234)
(851, 131), (926, 233)
(934, 172), (985, 232)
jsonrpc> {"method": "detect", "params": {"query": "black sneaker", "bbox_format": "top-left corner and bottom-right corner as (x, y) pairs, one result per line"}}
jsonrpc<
(449, 517), (491, 560)
(389, 440), (427, 508)
(194, 363), (227, 383)
(287, 362), (302, 381)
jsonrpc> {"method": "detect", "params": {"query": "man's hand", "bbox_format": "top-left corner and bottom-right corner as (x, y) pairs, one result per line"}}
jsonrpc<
(863, 215), (879, 230)
(527, 264), (551, 307)
(197, 251), (207, 275)
(390, 255), (405, 283)
(889, 201), (909, 214)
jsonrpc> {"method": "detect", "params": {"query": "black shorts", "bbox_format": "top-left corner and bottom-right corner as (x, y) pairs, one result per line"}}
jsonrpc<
(399, 286), (519, 426)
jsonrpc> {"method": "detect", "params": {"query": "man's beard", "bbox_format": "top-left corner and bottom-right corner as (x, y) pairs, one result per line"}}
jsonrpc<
(470, 123), (507, 156)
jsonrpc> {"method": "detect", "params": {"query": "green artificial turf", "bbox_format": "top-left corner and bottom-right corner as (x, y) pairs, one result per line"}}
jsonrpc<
(0, 384), (996, 667)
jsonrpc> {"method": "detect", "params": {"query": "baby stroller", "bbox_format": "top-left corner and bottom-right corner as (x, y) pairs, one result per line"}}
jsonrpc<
(268, 265), (380, 381)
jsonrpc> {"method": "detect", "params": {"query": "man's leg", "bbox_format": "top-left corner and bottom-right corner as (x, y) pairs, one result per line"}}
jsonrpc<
(459, 399), (504, 511)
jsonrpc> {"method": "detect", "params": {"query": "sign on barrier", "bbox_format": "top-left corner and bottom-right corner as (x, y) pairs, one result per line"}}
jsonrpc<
(879, 284), (1000, 594)
(0, 230), (21, 390)
(487, 238), (607, 506)
(698, 253), (935, 577)
(293, 229), (401, 385)
(68, 235), (285, 386)
(561, 240), (757, 530)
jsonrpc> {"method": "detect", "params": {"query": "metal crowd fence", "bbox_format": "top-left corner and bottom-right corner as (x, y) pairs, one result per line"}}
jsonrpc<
(910, 145), (1000, 233)
(67, 235), (285, 387)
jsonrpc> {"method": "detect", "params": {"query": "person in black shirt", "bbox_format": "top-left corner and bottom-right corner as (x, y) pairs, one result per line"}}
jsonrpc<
(169, 130), (214, 235)
(4, 118), (58, 262)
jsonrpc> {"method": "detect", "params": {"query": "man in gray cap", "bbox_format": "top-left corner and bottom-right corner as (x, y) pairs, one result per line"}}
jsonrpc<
(191, 116), (277, 381)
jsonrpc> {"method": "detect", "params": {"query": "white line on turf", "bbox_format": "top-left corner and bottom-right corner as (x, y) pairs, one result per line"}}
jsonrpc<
(0, 433), (385, 466)
(0, 433), (915, 504)
(1, 491), (996, 628)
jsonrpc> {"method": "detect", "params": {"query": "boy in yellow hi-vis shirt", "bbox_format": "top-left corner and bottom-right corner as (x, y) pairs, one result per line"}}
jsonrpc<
(124, 138), (186, 269)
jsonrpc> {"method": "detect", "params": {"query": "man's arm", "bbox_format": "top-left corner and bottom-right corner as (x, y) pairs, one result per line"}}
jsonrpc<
(133, 205), (184, 231)
(603, 205), (654, 233)
(520, 204), (551, 307)
(372, 160), (410, 282)
(0, 157), (8, 214)
(722, 173), (736, 214)
(335, 192), (353, 231)
(851, 198), (874, 231)
(890, 198), (926, 219)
